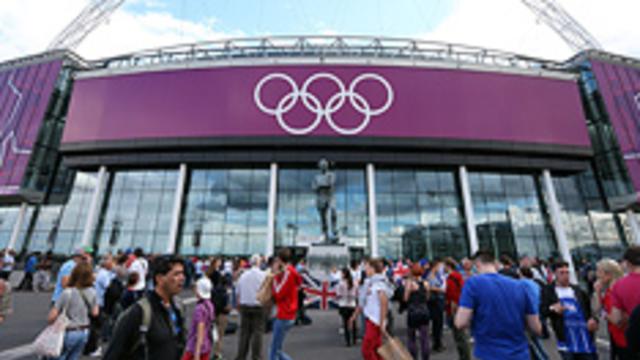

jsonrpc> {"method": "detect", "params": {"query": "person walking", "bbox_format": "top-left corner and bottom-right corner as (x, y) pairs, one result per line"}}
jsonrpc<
(46, 262), (100, 360)
(444, 258), (471, 360)
(18, 252), (38, 291)
(129, 248), (149, 296)
(269, 248), (302, 360)
(427, 259), (446, 352)
(52, 249), (87, 304)
(455, 250), (541, 360)
(34, 251), (53, 292)
(212, 275), (231, 360)
(404, 263), (431, 360)
(0, 249), (15, 280)
(336, 267), (358, 347)
(235, 254), (267, 360)
(0, 277), (12, 324)
(350, 258), (394, 360)
(183, 277), (215, 360)
(104, 255), (186, 360)
(610, 246), (640, 359)
(541, 261), (598, 360)
(593, 259), (628, 359)
(521, 267), (549, 360)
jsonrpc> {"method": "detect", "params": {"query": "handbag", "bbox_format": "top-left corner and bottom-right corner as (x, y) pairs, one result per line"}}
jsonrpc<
(33, 310), (69, 357)
(377, 334), (413, 360)
(256, 274), (274, 306)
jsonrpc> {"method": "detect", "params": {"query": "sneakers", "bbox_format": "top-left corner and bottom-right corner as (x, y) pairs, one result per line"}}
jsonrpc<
(89, 346), (102, 357)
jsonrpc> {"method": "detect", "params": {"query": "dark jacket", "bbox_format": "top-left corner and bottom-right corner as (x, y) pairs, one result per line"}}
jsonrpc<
(540, 282), (594, 342)
(103, 291), (186, 360)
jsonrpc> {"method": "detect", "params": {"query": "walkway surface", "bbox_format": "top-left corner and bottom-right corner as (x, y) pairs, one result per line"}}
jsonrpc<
(0, 289), (612, 359)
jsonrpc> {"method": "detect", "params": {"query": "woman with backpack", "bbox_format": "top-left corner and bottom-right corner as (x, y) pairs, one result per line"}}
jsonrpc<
(404, 263), (431, 360)
(182, 277), (215, 360)
(46, 262), (99, 360)
(336, 267), (358, 346)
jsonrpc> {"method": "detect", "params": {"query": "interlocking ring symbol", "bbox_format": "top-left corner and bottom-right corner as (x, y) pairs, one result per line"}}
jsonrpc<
(254, 72), (393, 135)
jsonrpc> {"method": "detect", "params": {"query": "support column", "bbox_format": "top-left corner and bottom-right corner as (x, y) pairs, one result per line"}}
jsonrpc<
(626, 209), (640, 245)
(266, 163), (278, 257)
(367, 164), (379, 258)
(459, 166), (479, 255)
(542, 169), (577, 283)
(167, 164), (187, 254)
(80, 166), (108, 248)
(7, 202), (28, 251)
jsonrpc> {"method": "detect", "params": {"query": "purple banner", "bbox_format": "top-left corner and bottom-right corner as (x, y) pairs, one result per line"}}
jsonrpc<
(0, 59), (63, 195)
(63, 65), (589, 148)
(590, 60), (640, 192)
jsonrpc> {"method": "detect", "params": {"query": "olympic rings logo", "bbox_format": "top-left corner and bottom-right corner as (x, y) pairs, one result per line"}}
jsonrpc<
(254, 72), (393, 135)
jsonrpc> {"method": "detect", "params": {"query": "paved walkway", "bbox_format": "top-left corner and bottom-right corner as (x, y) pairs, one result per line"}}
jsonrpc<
(0, 290), (612, 359)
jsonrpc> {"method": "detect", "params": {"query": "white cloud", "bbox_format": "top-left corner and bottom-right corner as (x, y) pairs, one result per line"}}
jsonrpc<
(0, 0), (638, 63)
(0, 0), (240, 62)
(419, 0), (640, 61)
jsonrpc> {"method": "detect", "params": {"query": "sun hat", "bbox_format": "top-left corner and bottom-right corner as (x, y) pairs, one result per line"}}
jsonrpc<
(195, 277), (212, 300)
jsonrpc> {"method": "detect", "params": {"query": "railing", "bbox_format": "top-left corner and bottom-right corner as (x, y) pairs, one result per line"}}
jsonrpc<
(85, 35), (570, 73)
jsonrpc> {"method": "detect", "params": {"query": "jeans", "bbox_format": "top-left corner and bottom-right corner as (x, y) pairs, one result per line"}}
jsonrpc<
(407, 325), (430, 360)
(269, 319), (294, 360)
(52, 329), (89, 360)
(427, 296), (444, 349)
(559, 352), (598, 360)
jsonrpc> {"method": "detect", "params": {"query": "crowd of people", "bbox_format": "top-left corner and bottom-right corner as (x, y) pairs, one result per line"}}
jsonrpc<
(0, 245), (639, 360)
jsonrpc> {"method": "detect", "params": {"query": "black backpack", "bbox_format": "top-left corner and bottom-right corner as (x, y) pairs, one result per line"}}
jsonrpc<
(104, 278), (124, 315)
(407, 280), (430, 328)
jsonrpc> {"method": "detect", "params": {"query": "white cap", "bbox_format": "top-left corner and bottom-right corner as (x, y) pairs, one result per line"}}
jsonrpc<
(195, 277), (212, 300)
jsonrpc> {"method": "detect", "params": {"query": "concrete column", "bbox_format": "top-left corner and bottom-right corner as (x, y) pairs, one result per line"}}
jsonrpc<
(367, 163), (379, 257)
(266, 163), (278, 257)
(167, 164), (188, 254)
(459, 166), (479, 255)
(80, 166), (108, 248)
(626, 209), (640, 245)
(542, 169), (577, 283)
(7, 202), (28, 250)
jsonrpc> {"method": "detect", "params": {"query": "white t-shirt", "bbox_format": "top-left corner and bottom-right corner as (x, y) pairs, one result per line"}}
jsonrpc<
(129, 258), (148, 291)
(363, 275), (391, 326)
(236, 266), (266, 306)
(2, 254), (14, 272)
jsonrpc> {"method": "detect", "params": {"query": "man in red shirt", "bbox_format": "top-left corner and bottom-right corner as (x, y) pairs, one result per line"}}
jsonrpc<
(270, 248), (302, 360)
(611, 246), (640, 332)
(444, 258), (471, 360)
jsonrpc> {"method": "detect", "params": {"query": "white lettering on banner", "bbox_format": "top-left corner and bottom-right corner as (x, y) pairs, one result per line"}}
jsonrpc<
(0, 74), (31, 171)
(254, 72), (393, 136)
(635, 92), (640, 113)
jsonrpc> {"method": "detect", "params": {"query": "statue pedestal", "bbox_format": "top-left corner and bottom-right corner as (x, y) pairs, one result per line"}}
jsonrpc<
(307, 241), (349, 279)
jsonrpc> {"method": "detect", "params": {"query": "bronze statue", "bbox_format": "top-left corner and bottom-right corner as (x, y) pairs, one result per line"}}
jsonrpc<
(312, 158), (339, 244)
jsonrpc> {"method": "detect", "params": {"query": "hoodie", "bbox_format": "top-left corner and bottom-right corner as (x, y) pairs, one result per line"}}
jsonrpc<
(272, 264), (303, 320)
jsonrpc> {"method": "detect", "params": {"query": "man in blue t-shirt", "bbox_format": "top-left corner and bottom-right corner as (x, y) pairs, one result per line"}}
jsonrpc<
(51, 249), (87, 304)
(455, 251), (542, 360)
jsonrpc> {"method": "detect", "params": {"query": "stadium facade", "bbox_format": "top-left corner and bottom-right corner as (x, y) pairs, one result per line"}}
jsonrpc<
(1, 36), (640, 265)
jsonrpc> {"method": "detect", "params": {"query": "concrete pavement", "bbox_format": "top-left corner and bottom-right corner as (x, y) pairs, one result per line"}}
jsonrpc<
(0, 289), (612, 359)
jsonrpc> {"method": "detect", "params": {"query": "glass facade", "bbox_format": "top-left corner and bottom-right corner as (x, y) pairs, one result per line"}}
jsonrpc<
(376, 169), (467, 260)
(470, 172), (556, 259)
(180, 168), (270, 255)
(2, 164), (630, 259)
(552, 169), (626, 261)
(0, 206), (32, 250)
(95, 170), (177, 254)
(276, 168), (368, 249)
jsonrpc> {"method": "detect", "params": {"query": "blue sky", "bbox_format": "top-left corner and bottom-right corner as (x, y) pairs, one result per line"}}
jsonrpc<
(1, 0), (640, 62)
(124, 0), (454, 38)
